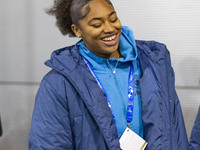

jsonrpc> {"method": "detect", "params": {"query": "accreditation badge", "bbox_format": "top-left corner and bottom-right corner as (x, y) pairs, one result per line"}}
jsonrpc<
(119, 127), (147, 150)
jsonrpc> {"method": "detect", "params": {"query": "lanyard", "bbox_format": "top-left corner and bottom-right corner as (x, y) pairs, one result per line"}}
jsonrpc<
(83, 58), (135, 126)
(126, 64), (134, 126)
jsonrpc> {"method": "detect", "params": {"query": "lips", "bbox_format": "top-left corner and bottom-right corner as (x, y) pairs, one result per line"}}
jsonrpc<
(101, 34), (118, 46)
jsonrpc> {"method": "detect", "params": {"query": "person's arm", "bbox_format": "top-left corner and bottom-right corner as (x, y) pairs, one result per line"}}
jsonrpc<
(165, 48), (189, 149)
(28, 79), (73, 150)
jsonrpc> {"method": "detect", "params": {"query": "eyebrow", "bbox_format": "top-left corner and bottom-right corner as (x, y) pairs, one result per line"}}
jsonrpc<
(88, 11), (116, 24)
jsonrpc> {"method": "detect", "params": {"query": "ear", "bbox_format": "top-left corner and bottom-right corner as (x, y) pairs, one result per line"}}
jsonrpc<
(71, 24), (82, 37)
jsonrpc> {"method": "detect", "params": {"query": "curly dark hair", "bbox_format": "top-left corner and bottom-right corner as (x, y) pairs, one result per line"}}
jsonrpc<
(46, 0), (112, 37)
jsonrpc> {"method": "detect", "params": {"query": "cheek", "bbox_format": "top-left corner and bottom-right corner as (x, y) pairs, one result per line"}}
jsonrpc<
(81, 29), (101, 41)
(116, 21), (122, 29)
(88, 29), (102, 39)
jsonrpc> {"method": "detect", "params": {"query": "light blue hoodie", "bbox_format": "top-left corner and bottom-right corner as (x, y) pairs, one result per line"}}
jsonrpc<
(78, 26), (143, 137)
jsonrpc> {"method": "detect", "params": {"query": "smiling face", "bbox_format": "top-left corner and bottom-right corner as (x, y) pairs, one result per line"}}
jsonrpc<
(71, 0), (121, 58)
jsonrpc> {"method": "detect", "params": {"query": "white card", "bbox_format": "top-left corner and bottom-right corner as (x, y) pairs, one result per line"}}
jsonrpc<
(119, 127), (147, 150)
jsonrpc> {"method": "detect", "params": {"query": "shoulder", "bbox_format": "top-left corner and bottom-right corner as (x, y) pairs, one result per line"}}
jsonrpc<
(136, 40), (168, 52)
(49, 44), (80, 60)
(136, 40), (170, 62)
(42, 69), (68, 86)
(136, 40), (174, 78)
(39, 69), (76, 101)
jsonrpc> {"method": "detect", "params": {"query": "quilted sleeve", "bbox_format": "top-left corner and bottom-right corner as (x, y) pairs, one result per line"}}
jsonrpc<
(28, 79), (73, 150)
(165, 48), (189, 149)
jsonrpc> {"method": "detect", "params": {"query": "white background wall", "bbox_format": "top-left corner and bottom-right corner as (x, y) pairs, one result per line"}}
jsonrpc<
(0, 0), (199, 149)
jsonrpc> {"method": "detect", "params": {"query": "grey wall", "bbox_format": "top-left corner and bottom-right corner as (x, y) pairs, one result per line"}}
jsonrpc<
(0, 0), (200, 149)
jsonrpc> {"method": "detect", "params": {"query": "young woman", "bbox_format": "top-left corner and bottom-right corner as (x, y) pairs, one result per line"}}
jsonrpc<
(29, 0), (189, 149)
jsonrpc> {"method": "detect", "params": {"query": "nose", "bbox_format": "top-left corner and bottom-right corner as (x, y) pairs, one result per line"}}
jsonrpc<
(103, 22), (115, 33)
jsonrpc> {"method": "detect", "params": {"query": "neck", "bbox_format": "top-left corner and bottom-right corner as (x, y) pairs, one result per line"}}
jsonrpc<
(108, 49), (121, 59)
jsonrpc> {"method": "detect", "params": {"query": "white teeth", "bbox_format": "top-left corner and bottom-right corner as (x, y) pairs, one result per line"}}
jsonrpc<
(102, 35), (116, 41)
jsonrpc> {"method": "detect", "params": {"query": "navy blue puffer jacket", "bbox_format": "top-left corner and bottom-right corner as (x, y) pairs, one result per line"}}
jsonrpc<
(29, 40), (188, 150)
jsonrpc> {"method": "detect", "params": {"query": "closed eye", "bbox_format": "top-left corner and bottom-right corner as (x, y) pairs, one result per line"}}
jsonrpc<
(110, 18), (118, 23)
(92, 24), (102, 28)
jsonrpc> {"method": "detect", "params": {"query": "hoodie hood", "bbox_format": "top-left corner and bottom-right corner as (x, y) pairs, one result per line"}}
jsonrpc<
(45, 26), (138, 73)
(77, 26), (138, 65)
(119, 26), (138, 61)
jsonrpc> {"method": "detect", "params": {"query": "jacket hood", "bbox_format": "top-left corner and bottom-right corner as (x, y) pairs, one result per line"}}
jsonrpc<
(45, 45), (82, 73)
